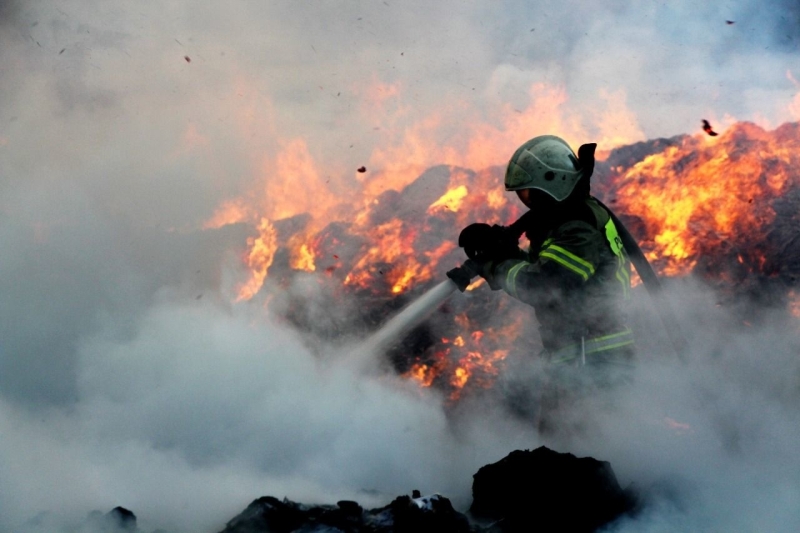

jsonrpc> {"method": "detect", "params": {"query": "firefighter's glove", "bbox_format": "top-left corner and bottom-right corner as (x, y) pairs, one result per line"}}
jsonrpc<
(458, 223), (522, 263)
(446, 259), (501, 291)
(446, 259), (480, 292)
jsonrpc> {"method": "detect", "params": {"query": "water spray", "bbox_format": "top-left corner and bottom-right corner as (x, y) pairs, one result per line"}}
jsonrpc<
(349, 262), (477, 368)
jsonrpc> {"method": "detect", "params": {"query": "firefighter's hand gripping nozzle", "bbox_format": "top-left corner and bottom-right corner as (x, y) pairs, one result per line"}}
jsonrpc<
(446, 259), (481, 292)
(457, 223), (521, 263)
(447, 223), (522, 292)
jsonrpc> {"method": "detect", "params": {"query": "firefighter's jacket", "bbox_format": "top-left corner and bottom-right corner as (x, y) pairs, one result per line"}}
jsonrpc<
(490, 197), (633, 361)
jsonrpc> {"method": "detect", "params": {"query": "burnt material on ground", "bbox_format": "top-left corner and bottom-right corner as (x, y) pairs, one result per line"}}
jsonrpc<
(55, 449), (637, 532)
(213, 447), (635, 533)
(218, 493), (472, 533)
(469, 447), (638, 532)
(84, 507), (138, 532)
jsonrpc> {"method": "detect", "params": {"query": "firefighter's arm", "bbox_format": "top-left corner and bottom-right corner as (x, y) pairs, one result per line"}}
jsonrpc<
(453, 222), (526, 290)
(488, 221), (602, 303)
(487, 259), (574, 304)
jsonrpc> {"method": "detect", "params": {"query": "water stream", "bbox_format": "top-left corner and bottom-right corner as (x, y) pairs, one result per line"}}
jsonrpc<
(348, 280), (459, 369)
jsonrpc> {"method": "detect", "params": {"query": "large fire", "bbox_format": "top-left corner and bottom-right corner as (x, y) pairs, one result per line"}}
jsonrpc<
(602, 123), (797, 277)
(204, 79), (800, 399)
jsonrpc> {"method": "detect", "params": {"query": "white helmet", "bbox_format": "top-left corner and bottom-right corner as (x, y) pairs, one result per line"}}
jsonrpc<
(504, 135), (583, 201)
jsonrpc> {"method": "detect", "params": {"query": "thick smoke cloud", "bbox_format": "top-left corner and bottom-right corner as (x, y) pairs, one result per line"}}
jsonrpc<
(2, 1), (800, 531)
(581, 282), (800, 531)
(0, 298), (539, 531)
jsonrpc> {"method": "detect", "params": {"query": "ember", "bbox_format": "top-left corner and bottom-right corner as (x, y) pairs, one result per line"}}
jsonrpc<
(701, 119), (718, 136)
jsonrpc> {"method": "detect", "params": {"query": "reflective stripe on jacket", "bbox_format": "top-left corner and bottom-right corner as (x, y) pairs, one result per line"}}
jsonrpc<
(492, 197), (633, 353)
(549, 327), (635, 365)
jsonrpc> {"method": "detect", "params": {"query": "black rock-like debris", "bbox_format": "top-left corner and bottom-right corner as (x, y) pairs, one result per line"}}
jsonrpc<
(216, 447), (636, 533)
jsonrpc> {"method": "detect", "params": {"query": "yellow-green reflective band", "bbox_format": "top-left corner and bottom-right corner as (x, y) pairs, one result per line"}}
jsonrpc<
(605, 219), (624, 257)
(551, 340), (635, 364)
(616, 271), (630, 299)
(505, 261), (528, 298)
(539, 251), (590, 280)
(539, 244), (595, 281)
(592, 339), (635, 353)
(619, 264), (630, 284)
(546, 245), (596, 274)
(604, 218), (631, 298)
(550, 328), (635, 364)
(595, 328), (633, 341)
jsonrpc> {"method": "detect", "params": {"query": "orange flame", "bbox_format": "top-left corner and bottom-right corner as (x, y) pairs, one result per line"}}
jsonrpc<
(344, 220), (413, 289)
(451, 366), (471, 390)
(486, 188), (507, 210)
(404, 363), (438, 388)
(236, 218), (278, 301)
(403, 350), (450, 389)
(290, 241), (316, 272)
(206, 77), (649, 300)
(204, 200), (252, 229)
(612, 123), (789, 276)
(402, 317), (517, 399)
(428, 185), (469, 214)
(404, 314), (524, 401)
(267, 138), (328, 221)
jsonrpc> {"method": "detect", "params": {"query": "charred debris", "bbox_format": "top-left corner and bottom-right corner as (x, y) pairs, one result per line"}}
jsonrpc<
(84, 448), (639, 533)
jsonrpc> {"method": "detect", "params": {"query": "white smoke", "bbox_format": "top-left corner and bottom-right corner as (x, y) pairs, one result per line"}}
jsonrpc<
(2, 0), (800, 531)
(0, 294), (541, 532)
(560, 280), (800, 532)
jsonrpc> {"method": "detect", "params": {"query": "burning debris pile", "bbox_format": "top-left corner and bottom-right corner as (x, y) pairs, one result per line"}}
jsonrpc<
(595, 121), (800, 292)
(213, 121), (800, 399)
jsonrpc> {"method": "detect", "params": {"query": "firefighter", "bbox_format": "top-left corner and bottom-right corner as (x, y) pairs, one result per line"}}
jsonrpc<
(450, 135), (634, 430)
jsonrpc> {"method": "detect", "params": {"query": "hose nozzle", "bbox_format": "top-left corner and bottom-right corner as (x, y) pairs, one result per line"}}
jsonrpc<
(446, 259), (480, 292)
